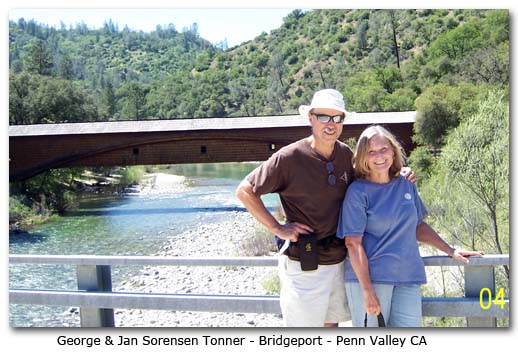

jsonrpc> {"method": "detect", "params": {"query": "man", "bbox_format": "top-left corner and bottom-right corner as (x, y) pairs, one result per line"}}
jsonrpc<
(236, 89), (412, 327)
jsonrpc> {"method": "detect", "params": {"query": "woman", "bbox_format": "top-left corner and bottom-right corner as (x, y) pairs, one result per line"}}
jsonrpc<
(336, 125), (482, 327)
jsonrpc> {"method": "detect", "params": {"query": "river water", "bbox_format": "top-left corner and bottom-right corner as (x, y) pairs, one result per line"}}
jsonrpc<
(9, 163), (279, 327)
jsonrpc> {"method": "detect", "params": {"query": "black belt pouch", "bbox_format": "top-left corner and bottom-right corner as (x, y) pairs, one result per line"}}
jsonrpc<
(298, 233), (319, 271)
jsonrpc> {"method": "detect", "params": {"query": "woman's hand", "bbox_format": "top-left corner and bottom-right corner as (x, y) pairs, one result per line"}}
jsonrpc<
(451, 248), (484, 264)
(345, 236), (381, 315)
(363, 288), (381, 315)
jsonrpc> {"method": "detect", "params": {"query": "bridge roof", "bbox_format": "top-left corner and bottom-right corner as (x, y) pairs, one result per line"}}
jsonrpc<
(9, 111), (416, 137)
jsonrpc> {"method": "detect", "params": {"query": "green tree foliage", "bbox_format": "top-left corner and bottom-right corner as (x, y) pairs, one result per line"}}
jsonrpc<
(9, 196), (33, 225)
(383, 88), (417, 111)
(481, 10), (509, 45)
(10, 168), (83, 214)
(407, 146), (434, 182)
(118, 166), (146, 187)
(413, 83), (481, 150)
(8, 10), (509, 122)
(374, 65), (402, 94)
(458, 43), (509, 87)
(117, 82), (150, 120)
(427, 23), (482, 61)
(441, 90), (509, 253)
(57, 54), (74, 79)
(101, 80), (117, 119)
(420, 90), (509, 276)
(9, 72), (98, 124)
(24, 39), (53, 75)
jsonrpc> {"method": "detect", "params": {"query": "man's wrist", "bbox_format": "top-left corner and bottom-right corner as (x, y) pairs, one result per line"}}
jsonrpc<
(270, 222), (283, 236)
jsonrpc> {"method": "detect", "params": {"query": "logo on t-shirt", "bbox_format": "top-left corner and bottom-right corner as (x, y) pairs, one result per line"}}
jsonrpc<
(404, 193), (412, 200)
(339, 172), (349, 184)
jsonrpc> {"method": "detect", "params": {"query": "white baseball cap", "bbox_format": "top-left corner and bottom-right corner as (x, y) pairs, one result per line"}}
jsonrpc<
(298, 89), (350, 118)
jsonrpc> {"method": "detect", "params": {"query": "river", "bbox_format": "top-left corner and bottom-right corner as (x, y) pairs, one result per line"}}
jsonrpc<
(9, 163), (279, 327)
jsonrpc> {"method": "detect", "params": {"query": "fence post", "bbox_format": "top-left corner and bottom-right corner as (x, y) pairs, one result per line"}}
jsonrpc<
(76, 265), (115, 327)
(464, 265), (496, 327)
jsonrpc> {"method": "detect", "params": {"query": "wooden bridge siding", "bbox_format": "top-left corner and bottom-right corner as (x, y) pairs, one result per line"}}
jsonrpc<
(9, 123), (414, 181)
(59, 127), (312, 167)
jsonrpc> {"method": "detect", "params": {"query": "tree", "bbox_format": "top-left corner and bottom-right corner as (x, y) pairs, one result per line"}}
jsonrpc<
(117, 82), (149, 120)
(482, 10), (509, 45)
(267, 49), (288, 113)
(427, 22), (482, 61)
(458, 43), (509, 87)
(24, 39), (53, 75)
(267, 73), (285, 114)
(343, 70), (387, 112)
(356, 21), (368, 51)
(414, 84), (484, 150)
(407, 146), (434, 183)
(9, 72), (32, 124)
(375, 65), (403, 94)
(310, 48), (328, 87)
(383, 87), (417, 111)
(414, 90), (453, 150)
(284, 9), (305, 29)
(388, 10), (401, 68)
(269, 48), (287, 89)
(102, 80), (117, 119)
(438, 89), (509, 277)
(10, 168), (83, 214)
(58, 54), (74, 80)
(9, 73), (98, 124)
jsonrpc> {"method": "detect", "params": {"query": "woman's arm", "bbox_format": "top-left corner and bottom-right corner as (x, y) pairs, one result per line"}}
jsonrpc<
(416, 222), (483, 263)
(345, 236), (381, 315)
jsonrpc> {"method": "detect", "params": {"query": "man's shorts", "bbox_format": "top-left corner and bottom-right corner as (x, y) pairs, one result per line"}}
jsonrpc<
(278, 255), (350, 326)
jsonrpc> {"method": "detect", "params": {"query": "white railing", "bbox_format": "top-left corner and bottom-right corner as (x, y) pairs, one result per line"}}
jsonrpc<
(9, 254), (509, 327)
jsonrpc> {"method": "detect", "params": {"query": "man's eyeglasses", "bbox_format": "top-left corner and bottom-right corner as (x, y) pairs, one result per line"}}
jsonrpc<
(314, 114), (345, 124)
(326, 162), (336, 186)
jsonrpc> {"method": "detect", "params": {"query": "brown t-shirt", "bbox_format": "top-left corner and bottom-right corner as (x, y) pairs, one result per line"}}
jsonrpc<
(245, 137), (354, 264)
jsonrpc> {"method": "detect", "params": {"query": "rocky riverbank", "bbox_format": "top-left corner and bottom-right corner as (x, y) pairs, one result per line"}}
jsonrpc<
(113, 173), (283, 327)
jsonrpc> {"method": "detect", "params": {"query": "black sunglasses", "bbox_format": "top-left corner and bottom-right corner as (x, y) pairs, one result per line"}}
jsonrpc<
(314, 114), (345, 123)
(326, 162), (336, 186)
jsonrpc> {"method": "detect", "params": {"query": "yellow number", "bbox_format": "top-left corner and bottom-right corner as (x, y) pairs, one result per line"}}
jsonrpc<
(494, 288), (506, 309)
(479, 288), (492, 310)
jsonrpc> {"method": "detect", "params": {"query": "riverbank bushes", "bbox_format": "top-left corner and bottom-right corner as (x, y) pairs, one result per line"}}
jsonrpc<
(9, 166), (147, 231)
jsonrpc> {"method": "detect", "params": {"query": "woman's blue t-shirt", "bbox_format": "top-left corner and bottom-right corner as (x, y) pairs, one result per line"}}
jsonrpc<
(337, 176), (428, 285)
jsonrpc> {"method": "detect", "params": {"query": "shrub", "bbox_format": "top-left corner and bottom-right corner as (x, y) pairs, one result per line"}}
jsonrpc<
(119, 166), (146, 187)
(9, 196), (32, 224)
(261, 273), (281, 294)
(240, 223), (277, 256)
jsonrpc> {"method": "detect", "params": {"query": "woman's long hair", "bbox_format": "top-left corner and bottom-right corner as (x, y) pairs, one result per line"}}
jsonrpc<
(353, 125), (406, 180)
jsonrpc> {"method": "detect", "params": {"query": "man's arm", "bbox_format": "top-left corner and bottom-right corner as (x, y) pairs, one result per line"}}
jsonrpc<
(235, 179), (312, 242)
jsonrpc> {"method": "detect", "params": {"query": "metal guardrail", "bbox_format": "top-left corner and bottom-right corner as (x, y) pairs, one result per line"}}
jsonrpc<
(9, 254), (509, 327)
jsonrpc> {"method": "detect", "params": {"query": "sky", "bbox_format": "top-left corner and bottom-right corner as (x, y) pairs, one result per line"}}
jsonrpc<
(8, 8), (296, 48)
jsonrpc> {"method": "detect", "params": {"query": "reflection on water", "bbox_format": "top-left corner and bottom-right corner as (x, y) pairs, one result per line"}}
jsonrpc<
(9, 163), (279, 327)
(167, 162), (260, 180)
(9, 232), (48, 245)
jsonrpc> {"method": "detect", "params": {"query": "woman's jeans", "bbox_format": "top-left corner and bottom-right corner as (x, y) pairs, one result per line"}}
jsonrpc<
(345, 282), (422, 327)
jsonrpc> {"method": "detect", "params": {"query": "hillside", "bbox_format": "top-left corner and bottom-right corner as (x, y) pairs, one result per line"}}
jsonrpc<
(9, 9), (509, 123)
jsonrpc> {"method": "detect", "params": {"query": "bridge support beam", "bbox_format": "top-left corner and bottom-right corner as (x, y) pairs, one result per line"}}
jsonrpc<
(76, 265), (115, 327)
